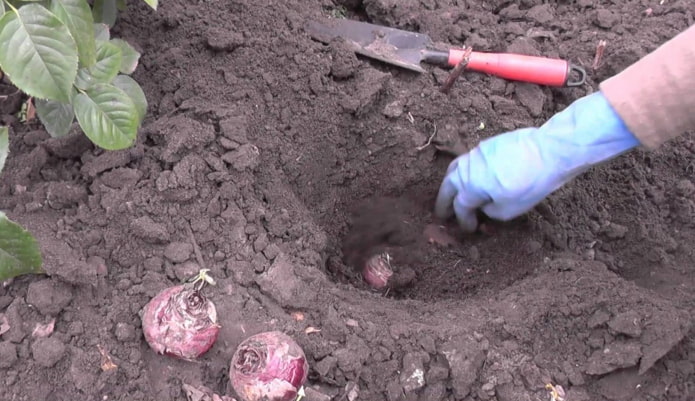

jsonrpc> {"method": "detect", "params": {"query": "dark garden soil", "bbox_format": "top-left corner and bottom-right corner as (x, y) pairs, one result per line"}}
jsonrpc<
(2, 0), (695, 400)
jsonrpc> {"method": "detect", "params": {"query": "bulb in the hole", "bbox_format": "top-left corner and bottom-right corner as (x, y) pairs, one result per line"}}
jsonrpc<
(362, 253), (394, 289)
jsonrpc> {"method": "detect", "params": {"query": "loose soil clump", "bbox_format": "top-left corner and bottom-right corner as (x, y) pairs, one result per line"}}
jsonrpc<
(2, 1), (695, 400)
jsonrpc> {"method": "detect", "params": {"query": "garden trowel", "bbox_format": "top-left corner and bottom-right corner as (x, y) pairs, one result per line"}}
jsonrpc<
(305, 18), (586, 87)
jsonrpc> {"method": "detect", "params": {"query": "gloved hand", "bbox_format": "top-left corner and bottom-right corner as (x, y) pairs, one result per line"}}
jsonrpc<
(434, 91), (641, 233)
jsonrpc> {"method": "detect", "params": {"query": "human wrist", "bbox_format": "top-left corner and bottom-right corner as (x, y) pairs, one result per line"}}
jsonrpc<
(599, 25), (695, 149)
(564, 90), (638, 145)
(531, 91), (640, 179)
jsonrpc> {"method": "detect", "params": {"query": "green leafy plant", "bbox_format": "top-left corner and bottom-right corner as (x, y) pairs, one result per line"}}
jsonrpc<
(0, 0), (157, 281)
(0, 127), (43, 281)
(0, 0), (156, 150)
(0, 211), (44, 281)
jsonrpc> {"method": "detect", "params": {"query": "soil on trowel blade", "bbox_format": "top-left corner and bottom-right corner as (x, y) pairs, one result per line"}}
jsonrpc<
(1, 0), (694, 401)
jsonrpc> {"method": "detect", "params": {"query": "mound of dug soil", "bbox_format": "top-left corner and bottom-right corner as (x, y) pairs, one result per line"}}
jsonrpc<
(2, 0), (694, 400)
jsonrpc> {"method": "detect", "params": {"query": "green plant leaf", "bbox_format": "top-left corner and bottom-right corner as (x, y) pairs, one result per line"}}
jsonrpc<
(0, 126), (8, 173)
(0, 2), (4, 15)
(141, 0), (156, 10)
(35, 99), (75, 137)
(92, 0), (117, 27)
(0, 211), (44, 282)
(7, 0), (50, 9)
(50, 0), (96, 68)
(94, 22), (110, 41)
(0, 4), (78, 102)
(74, 40), (122, 89)
(73, 83), (138, 150)
(112, 75), (147, 125)
(8, 0), (47, 5)
(110, 39), (140, 74)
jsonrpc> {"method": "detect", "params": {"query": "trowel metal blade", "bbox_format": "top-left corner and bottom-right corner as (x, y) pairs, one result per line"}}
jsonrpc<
(305, 18), (434, 73)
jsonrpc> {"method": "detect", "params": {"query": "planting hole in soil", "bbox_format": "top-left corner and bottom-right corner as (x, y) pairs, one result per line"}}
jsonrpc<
(1, 1), (695, 401)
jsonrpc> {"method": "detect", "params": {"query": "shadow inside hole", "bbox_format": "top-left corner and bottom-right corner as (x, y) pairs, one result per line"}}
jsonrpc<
(329, 182), (548, 302)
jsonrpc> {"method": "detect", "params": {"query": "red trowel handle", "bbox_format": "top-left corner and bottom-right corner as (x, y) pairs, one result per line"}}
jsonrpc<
(448, 49), (586, 87)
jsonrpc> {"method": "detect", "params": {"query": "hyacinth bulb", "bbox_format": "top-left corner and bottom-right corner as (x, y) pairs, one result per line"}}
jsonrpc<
(141, 282), (220, 360)
(230, 331), (309, 401)
(362, 253), (394, 289)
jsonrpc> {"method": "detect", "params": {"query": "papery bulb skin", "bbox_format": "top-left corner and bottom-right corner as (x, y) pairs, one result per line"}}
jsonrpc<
(229, 331), (309, 401)
(362, 253), (393, 289)
(141, 284), (220, 360)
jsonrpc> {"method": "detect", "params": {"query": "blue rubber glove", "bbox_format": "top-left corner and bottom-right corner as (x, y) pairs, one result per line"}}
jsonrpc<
(435, 91), (641, 232)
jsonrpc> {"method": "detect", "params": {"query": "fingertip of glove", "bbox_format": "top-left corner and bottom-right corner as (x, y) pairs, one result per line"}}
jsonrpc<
(446, 157), (462, 175)
(457, 212), (478, 233)
(433, 201), (453, 220)
(434, 178), (459, 216)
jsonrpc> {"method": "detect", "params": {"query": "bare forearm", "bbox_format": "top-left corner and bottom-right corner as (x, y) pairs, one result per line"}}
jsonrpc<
(600, 24), (695, 149)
